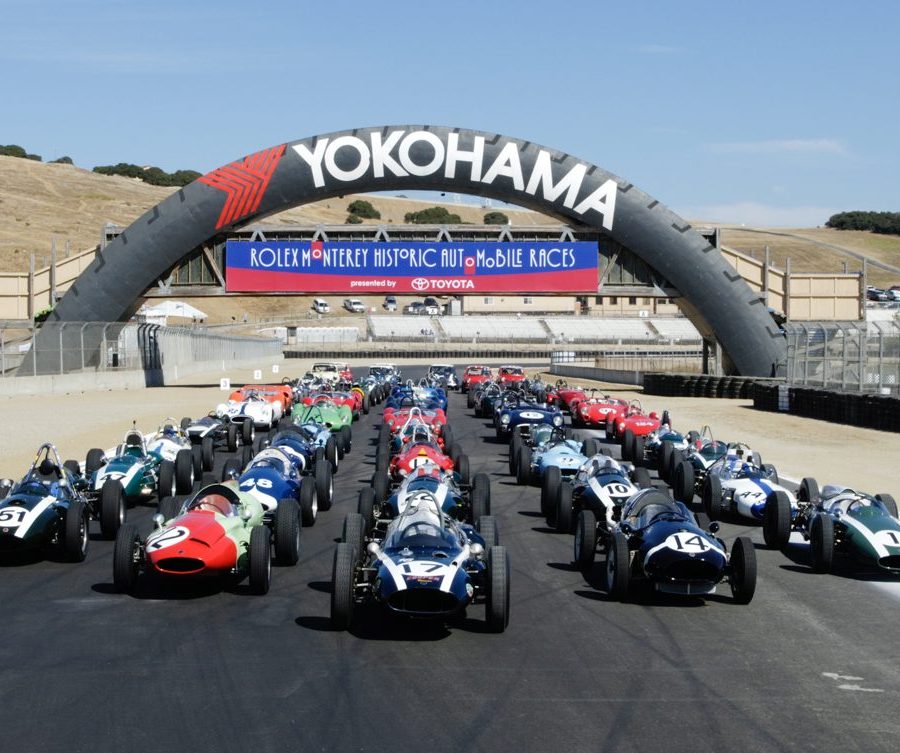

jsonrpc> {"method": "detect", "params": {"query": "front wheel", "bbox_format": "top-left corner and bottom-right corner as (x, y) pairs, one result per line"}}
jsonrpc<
(100, 478), (126, 539)
(316, 460), (334, 511)
(63, 499), (89, 562)
(605, 530), (630, 600)
(763, 491), (791, 550)
(485, 546), (510, 633)
(809, 512), (834, 573)
(729, 536), (757, 604)
(555, 483), (574, 534)
(274, 499), (301, 566)
(248, 526), (272, 595)
(112, 523), (141, 593)
(541, 466), (561, 518)
(331, 543), (357, 630)
(574, 509), (598, 570)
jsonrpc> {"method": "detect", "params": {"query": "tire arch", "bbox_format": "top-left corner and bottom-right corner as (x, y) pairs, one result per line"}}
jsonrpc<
(39, 125), (784, 376)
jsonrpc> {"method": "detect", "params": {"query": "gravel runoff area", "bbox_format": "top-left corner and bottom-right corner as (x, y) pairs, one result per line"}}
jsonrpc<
(0, 357), (896, 496)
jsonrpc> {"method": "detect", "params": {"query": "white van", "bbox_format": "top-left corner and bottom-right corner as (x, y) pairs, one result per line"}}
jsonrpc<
(312, 298), (330, 314)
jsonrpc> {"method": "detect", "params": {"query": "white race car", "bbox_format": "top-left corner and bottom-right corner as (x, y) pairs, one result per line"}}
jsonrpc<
(216, 392), (278, 430)
(700, 443), (797, 534)
(145, 418), (196, 463)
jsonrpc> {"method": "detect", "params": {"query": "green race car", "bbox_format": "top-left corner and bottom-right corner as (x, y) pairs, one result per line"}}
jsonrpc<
(292, 397), (353, 431)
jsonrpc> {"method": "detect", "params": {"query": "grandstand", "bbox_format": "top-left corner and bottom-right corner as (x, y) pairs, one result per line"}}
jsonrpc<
(648, 318), (702, 342)
(543, 317), (654, 342)
(369, 315), (437, 340)
(439, 316), (547, 342)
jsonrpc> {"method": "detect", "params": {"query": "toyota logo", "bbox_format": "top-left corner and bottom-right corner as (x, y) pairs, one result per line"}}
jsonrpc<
(411, 278), (430, 291)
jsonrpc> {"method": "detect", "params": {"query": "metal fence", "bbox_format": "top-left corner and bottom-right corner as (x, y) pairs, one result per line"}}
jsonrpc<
(13, 322), (283, 377)
(784, 320), (900, 395)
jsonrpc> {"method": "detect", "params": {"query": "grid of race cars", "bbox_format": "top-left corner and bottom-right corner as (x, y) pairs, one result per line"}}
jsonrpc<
(1, 359), (898, 632)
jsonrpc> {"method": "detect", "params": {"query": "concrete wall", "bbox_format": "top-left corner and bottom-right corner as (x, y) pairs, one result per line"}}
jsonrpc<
(550, 364), (644, 386)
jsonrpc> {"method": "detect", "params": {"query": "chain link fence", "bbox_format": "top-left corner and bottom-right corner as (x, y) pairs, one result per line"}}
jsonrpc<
(784, 320), (900, 395)
(13, 322), (283, 377)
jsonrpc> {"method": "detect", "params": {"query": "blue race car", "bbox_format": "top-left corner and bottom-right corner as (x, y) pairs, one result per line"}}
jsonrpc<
(495, 393), (563, 439)
(331, 490), (509, 632)
(511, 424), (602, 486)
(597, 488), (756, 604)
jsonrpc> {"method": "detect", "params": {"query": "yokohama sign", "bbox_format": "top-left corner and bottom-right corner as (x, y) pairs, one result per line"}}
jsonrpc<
(225, 240), (599, 293)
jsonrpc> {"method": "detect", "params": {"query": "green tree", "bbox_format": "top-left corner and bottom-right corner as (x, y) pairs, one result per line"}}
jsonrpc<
(50, 156), (74, 165)
(345, 213), (363, 224)
(483, 211), (509, 225)
(403, 206), (462, 224)
(347, 199), (381, 219)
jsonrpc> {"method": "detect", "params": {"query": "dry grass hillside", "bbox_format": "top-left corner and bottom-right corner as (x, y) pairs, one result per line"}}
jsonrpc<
(1, 154), (898, 289)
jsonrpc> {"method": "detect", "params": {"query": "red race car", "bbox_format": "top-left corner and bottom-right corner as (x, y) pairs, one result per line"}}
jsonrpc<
(555, 385), (588, 413)
(496, 365), (526, 386)
(383, 407), (448, 436)
(605, 399), (664, 445)
(572, 393), (630, 428)
(462, 365), (493, 393)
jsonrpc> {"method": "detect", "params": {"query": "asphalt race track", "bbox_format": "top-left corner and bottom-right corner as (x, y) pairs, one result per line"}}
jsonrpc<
(1, 365), (898, 753)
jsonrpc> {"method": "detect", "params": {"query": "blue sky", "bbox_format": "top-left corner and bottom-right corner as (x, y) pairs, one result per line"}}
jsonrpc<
(2, 0), (898, 227)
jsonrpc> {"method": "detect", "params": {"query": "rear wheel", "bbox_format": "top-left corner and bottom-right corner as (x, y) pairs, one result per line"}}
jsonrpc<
(299, 477), (317, 526)
(631, 467), (652, 489)
(582, 438), (600, 457)
(241, 445), (253, 468)
(702, 475), (723, 520)
(729, 536), (757, 604)
(485, 546), (510, 633)
(763, 491), (792, 550)
(99, 478), (126, 539)
(221, 458), (242, 482)
(658, 442), (674, 481)
(456, 454), (471, 486)
(810, 512), (834, 573)
(274, 499), (301, 566)
(248, 526), (272, 595)
(226, 424), (238, 452)
(574, 509), (598, 570)
(622, 429), (635, 460)
(242, 420), (254, 445)
(316, 459), (334, 511)
(112, 523), (140, 593)
(201, 437), (215, 472)
(190, 444), (203, 479)
(799, 477), (820, 503)
(63, 499), (89, 562)
(541, 466), (561, 518)
(508, 432), (523, 476)
(605, 530), (630, 600)
(673, 461), (695, 503)
(515, 446), (532, 486)
(341, 513), (366, 559)
(180, 417), (192, 430)
(158, 495), (182, 522)
(174, 449), (194, 494)
(471, 473), (491, 523)
(330, 543), (356, 630)
(477, 515), (499, 547)
(632, 436), (646, 467)
(876, 494), (898, 518)
(357, 486), (375, 532)
(761, 463), (779, 484)
(86, 448), (105, 475)
(325, 436), (339, 474)
(555, 483), (574, 533)
(339, 425), (352, 455)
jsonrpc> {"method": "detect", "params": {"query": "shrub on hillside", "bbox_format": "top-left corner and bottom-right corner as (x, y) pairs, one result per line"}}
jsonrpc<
(50, 156), (74, 165)
(826, 211), (900, 236)
(404, 206), (462, 224)
(0, 144), (42, 160)
(347, 199), (380, 219)
(93, 162), (200, 187)
(345, 213), (363, 224)
(483, 211), (509, 225)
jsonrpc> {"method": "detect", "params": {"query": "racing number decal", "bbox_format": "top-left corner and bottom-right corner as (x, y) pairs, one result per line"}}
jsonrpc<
(0, 507), (28, 526)
(240, 478), (273, 490)
(409, 456), (433, 469)
(875, 530), (900, 548)
(146, 526), (190, 551)
(402, 562), (444, 574)
(606, 483), (632, 496)
(665, 533), (710, 553)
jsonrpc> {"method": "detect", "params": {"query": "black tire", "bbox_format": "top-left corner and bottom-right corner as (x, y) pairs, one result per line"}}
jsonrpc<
(632, 435), (646, 467)
(605, 530), (630, 600)
(248, 525), (272, 595)
(180, 416), (192, 430)
(299, 476), (317, 527)
(325, 436), (339, 474)
(467, 390), (476, 409)
(241, 445), (253, 468)
(477, 515), (499, 547)
(761, 463), (779, 484)
(252, 435), (267, 456)
(508, 432), (523, 475)
(729, 536), (757, 604)
(515, 446), (532, 486)
(242, 420), (254, 445)
(694, 511), (711, 530)
(456, 453), (471, 486)
(316, 459), (334, 511)
(201, 436), (215, 472)
(622, 429), (635, 461)
(799, 477), (820, 504)
(658, 442), (674, 481)
(876, 494), (898, 518)
(471, 473), (490, 523)
(810, 512), (834, 573)
(485, 546), (510, 633)
(375, 448), (389, 475)
(339, 425), (352, 455)
(274, 499), (301, 566)
(541, 466), (561, 518)
(226, 423), (238, 452)
(673, 461), (695, 503)
(555, 482), (574, 534)
(99, 478), (126, 540)
(574, 509), (598, 570)
(86, 448), (105, 475)
(763, 490), (792, 550)
(373, 472), (388, 504)
(631, 467), (652, 489)
(190, 444), (203, 479)
(221, 458), (243, 482)
(63, 459), (81, 479)
(330, 543), (356, 630)
(341, 513), (366, 559)
(702, 475), (723, 521)
(112, 523), (140, 593)
(442, 424), (455, 450)
(174, 448), (194, 494)
(582, 438), (600, 457)
(63, 498), (89, 562)
(357, 486), (375, 532)
(158, 495), (183, 522)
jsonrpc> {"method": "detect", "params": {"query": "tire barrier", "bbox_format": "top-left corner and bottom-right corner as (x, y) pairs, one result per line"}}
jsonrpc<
(643, 373), (777, 401)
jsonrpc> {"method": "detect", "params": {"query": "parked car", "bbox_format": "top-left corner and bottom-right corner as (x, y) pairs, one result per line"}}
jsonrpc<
(383, 295), (397, 311)
(403, 301), (426, 315)
(312, 298), (330, 314)
(343, 298), (366, 313)
(423, 296), (440, 315)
